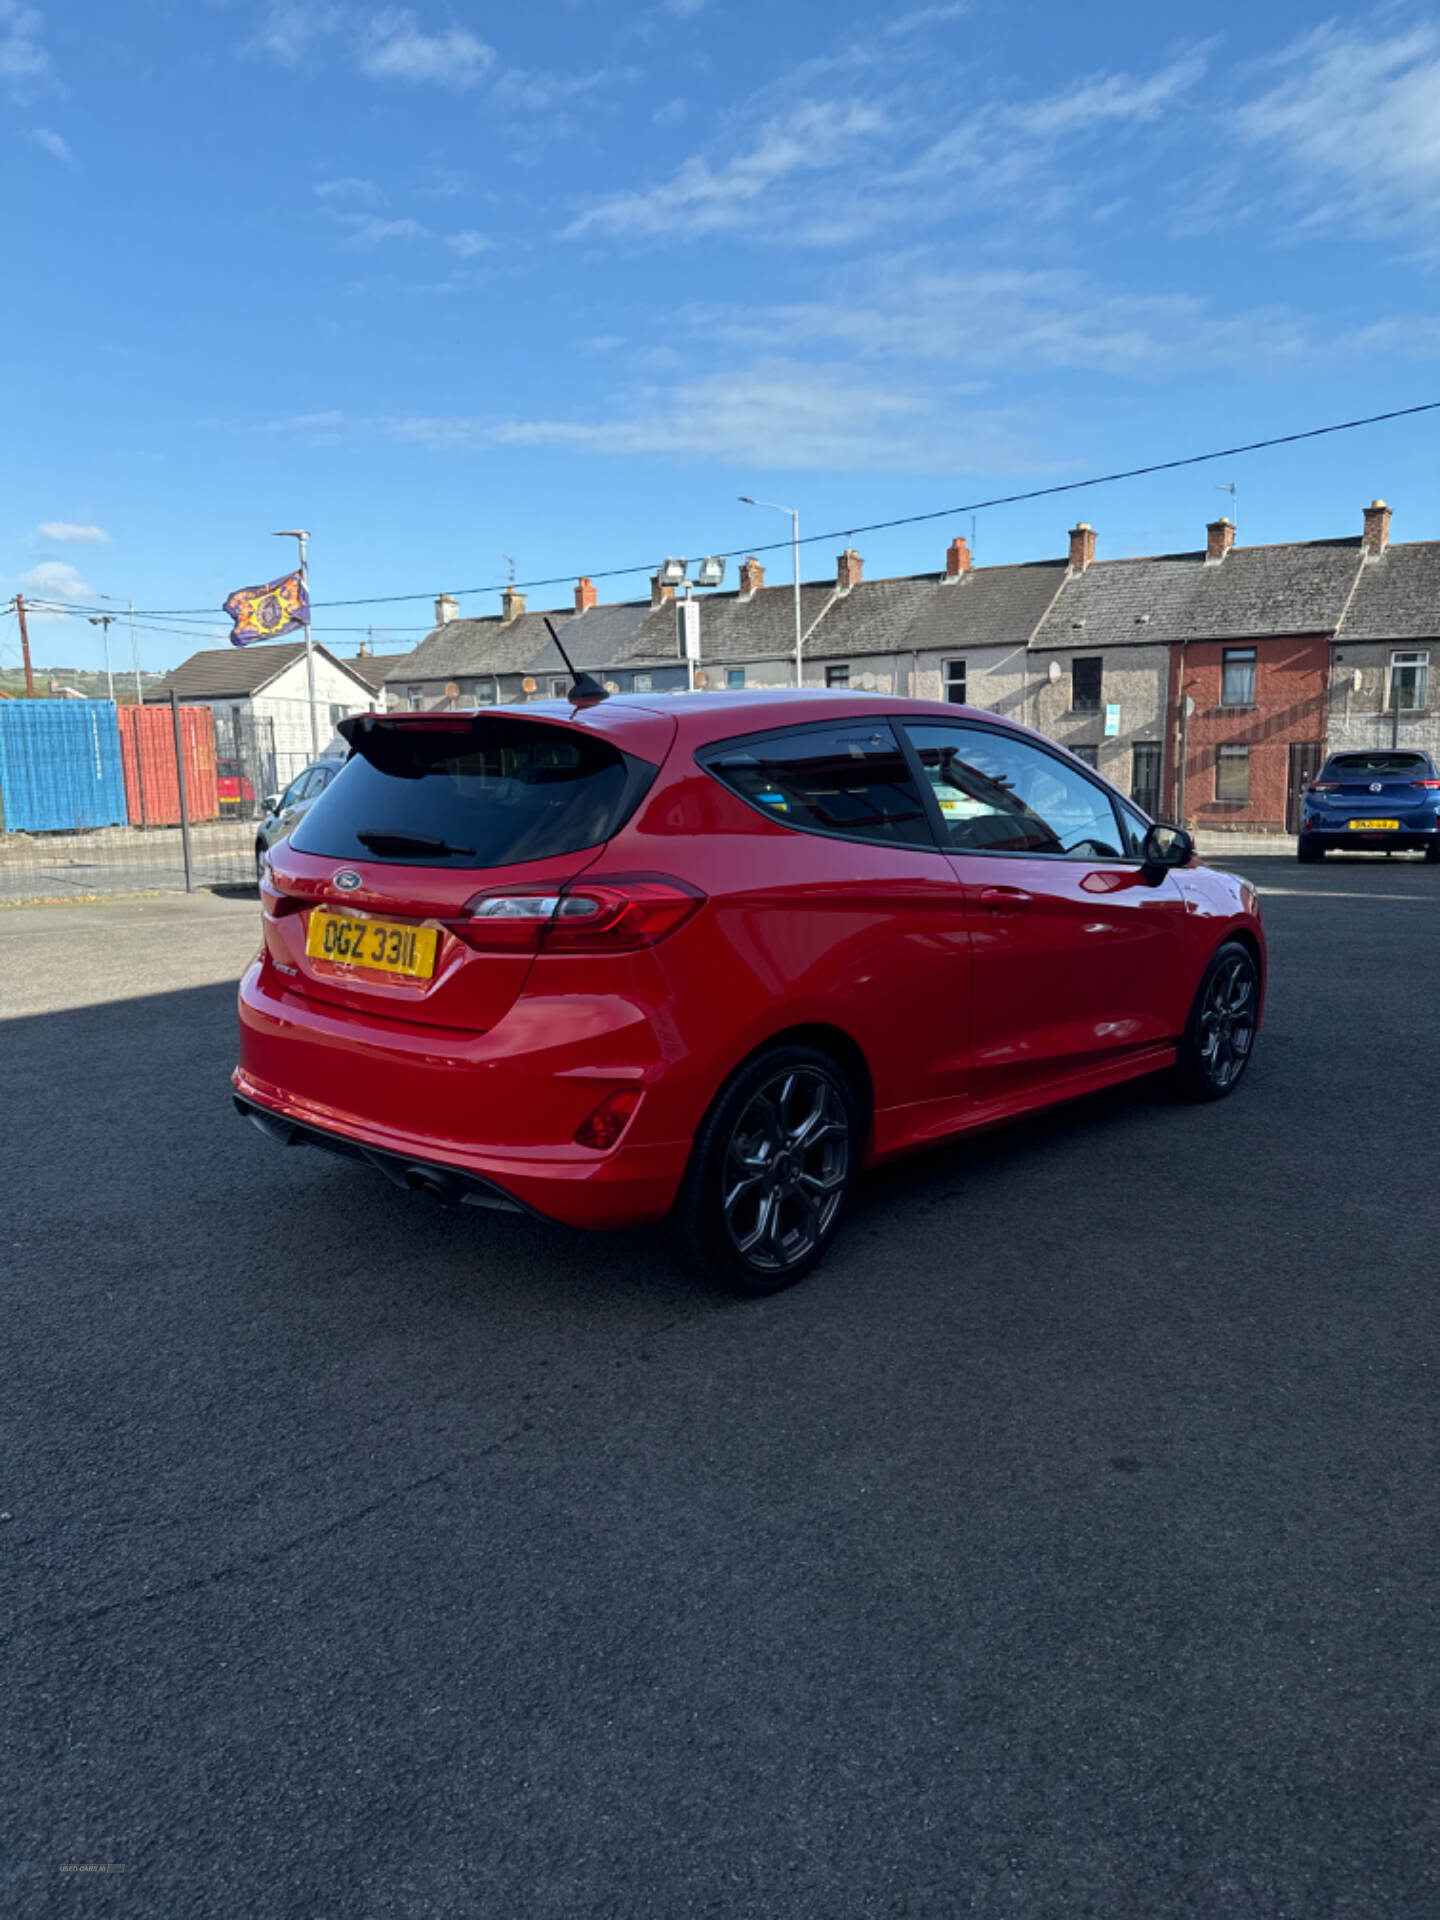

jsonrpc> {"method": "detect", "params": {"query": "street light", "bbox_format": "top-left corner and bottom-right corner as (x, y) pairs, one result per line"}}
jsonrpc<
(88, 615), (116, 702)
(97, 593), (145, 705)
(667, 557), (727, 692)
(739, 497), (802, 685)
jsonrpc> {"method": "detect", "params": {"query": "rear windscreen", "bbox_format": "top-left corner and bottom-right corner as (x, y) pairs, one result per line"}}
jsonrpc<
(1324, 752), (1427, 775)
(290, 719), (655, 868)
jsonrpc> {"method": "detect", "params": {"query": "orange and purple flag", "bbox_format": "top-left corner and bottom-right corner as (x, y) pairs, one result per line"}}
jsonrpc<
(224, 571), (310, 647)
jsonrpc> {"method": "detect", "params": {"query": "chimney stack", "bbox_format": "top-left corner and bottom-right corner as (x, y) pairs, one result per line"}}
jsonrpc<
(435, 592), (458, 626)
(1206, 517), (1236, 563)
(738, 556), (765, 597)
(501, 586), (526, 623)
(945, 535), (972, 578)
(836, 548), (863, 592)
(1362, 498), (1392, 557)
(1068, 523), (1096, 572)
(574, 577), (597, 613)
(650, 574), (675, 608)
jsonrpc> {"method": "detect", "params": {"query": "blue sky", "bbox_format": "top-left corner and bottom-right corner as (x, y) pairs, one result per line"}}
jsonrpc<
(5, 0), (1440, 673)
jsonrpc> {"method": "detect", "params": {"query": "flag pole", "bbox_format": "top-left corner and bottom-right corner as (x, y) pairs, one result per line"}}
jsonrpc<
(274, 529), (318, 758)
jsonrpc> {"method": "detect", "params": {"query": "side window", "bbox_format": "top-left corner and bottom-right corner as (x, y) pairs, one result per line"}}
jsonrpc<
(903, 722), (1125, 859)
(702, 722), (933, 848)
(279, 772), (313, 810)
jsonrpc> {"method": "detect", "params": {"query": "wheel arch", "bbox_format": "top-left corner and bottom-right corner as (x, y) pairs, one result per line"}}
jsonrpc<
(706, 1021), (875, 1140)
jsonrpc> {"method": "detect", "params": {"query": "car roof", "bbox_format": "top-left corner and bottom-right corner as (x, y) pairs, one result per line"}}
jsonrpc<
(517, 687), (1050, 749)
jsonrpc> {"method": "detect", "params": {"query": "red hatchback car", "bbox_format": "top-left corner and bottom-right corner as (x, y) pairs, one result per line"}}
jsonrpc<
(235, 690), (1265, 1292)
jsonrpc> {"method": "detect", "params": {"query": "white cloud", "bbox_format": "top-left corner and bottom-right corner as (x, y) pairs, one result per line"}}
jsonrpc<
(252, 2), (344, 66)
(0, 0), (51, 99)
(30, 124), (71, 161)
(315, 175), (383, 204)
(1236, 24), (1440, 239)
(36, 521), (109, 544)
(665, 0), (706, 16)
(389, 361), (1031, 473)
(653, 96), (687, 128)
(339, 213), (429, 247)
(884, 4), (967, 35)
(444, 229), (493, 257)
(565, 99), (891, 239)
(357, 9), (495, 88)
(19, 560), (97, 614)
(1012, 52), (1208, 137)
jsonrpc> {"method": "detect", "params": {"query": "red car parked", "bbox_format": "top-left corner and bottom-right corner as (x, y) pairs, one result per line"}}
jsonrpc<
(235, 690), (1265, 1292)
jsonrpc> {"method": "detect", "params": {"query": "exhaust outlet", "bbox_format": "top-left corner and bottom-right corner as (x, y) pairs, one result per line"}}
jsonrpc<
(405, 1168), (460, 1205)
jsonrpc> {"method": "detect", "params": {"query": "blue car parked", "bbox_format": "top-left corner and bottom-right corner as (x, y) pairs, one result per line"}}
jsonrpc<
(1298, 749), (1440, 862)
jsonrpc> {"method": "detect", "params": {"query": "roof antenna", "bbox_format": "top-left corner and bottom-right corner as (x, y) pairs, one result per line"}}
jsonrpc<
(544, 616), (608, 704)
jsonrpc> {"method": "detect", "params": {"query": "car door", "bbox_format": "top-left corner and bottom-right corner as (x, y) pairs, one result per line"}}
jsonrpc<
(901, 720), (1189, 1106)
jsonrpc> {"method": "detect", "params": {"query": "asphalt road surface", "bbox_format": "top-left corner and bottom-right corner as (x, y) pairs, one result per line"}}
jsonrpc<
(3, 858), (1436, 1917)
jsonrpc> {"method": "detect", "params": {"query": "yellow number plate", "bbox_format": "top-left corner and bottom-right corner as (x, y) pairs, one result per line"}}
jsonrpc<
(1348, 818), (1400, 830)
(306, 910), (438, 978)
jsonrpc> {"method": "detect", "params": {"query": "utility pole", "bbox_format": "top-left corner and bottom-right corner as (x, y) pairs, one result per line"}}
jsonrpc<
(740, 497), (803, 684)
(89, 614), (117, 702)
(127, 600), (142, 704)
(14, 594), (35, 696)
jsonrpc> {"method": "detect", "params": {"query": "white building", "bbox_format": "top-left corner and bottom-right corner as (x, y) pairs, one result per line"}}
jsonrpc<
(148, 639), (380, 791)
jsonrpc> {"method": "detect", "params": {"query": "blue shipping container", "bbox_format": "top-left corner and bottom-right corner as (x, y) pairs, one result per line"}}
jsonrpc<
(0, 701), (128, 833)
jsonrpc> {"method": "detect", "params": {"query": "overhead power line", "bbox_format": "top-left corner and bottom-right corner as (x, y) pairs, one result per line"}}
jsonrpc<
(16, 398), (1440, 619)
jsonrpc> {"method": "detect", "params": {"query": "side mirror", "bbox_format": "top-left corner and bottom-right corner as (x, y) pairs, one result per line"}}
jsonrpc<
(1141, 823), (1195, 869)
(261, 793), (280, 814)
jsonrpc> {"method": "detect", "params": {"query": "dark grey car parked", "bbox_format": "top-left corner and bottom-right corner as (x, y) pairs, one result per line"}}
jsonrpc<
(254, 760), (345, 881)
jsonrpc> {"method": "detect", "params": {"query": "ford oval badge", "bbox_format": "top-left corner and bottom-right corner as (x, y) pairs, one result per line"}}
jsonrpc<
(334, 869), (362, 891)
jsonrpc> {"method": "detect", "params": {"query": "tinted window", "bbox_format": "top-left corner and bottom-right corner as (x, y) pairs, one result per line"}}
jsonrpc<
(904, 723), (1124, 858)
(278, 772), (312, 810)
(292, 717), (654, 869)
(703, 722), (932, 847)
(1324, 751), (1427, 776)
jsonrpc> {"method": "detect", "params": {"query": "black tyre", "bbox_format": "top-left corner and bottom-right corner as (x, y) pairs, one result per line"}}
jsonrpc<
(1425, 841), (1440, 865)
(1296, 835), (1322, 864)
(669, 1043), (860, 1296)
(1175, 940), (1260, 1101)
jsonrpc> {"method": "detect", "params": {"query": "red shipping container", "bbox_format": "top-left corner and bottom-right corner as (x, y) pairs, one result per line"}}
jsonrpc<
(119, 704), (221, 825)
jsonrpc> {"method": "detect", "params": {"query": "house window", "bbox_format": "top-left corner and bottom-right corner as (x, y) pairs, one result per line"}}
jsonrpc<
(1216, 744), (1251, 804)
(1388, 651), (1429, 711)
(1070, 743), (1099, 769)
(406, 686), (426, 711)
(632, 673), (652, 693)
(1131, 742), (1162, 817)
(727, 668), (746, 689)
(944, 659), (967, 704)
(1221, 647), (1257, 708)
(1072, 656), (1102, 711)
(550, 678), (568, 699)
(826, 664), (850, 688)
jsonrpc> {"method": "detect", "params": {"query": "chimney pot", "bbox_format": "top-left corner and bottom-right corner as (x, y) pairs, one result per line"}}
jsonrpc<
(650, 574), (675, 608)
(501, 587), (526, 623)
(1068, 523), (1097, 572)
(738, 555), (765, 597)
(574, 576), (597, 614)
(435, 592), (459, 626)
(836, 547), (863, 591)
(1361, 498), (1392, 556)
(1205, 517), (1236, 563)
(945, 535), (972, 578)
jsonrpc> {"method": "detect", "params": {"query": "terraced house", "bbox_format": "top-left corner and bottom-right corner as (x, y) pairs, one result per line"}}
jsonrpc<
(384, 500), (1440, 838)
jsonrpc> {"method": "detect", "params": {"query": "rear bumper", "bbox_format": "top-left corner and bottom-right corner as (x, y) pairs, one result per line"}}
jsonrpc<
(234, 959), (693, 1230)
(1303, 822), (1437, 851)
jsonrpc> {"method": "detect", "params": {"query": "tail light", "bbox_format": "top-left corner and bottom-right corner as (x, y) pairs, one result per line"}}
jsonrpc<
(1412, 779), (1440, 789)
(453, 875), (705, 954)
(574, 1087), (643, 1150)
(1307, 781), (1337, 792)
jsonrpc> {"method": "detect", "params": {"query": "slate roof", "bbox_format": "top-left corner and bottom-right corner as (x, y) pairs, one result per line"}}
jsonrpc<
(146, 641), (370, 701)
(616, 583), (842, 668)
(524, 601), (653, 678)
(1031, 539), (1365, 650)
(801, 576), (938, 660)
(900, 561), (1069, 657)
(384, 607), (574, 683)
(1335, 543), (1440, 642)
(345, 651), (414, 693)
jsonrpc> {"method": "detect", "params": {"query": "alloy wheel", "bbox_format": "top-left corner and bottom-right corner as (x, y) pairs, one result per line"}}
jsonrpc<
(721, 1067), (851, 1275)
(1197, 953), (1257, 1091)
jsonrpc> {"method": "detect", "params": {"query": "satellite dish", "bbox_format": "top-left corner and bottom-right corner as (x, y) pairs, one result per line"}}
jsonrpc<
(521, 677), (537, 694)
(694, 669), (708, 688)
(857, 672), (875, 690)
(604, 681), (620, 694)
(444, 681), (459, 699)
(1048, 660), (1063, 684)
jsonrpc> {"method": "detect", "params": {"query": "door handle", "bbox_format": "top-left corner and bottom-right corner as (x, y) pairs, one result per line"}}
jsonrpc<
(978, 887), (1032, 914)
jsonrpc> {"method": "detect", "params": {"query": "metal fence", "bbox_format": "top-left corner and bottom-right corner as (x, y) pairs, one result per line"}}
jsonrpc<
(0, 692), (358, 905)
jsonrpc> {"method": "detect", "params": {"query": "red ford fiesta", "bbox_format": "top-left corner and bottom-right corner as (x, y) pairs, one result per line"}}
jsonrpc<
(235, 688), (1265, 1292)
